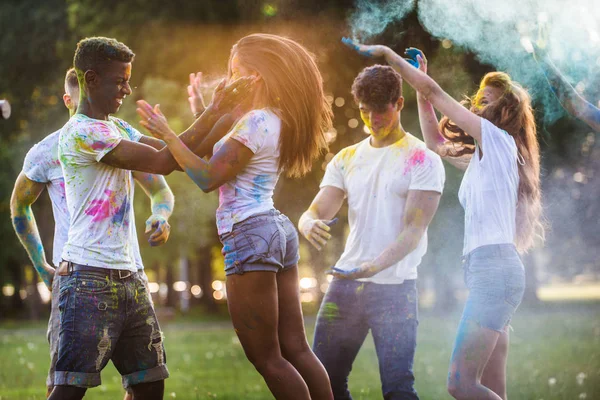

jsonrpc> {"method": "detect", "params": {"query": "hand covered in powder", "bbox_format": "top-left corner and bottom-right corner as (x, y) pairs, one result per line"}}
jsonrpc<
(145, 214), (171, 247)
(300, 217), (337, 251)
(136, 101), (176, 140)
(405, 47), (427, 72)
(37, 262), (56, 291)
(328, 262), (380, 280)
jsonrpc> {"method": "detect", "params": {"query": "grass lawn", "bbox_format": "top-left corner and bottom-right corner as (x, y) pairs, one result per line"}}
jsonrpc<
(1, 302), (599, 399)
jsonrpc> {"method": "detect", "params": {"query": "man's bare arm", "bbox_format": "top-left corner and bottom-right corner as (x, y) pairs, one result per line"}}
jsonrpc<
(133, 171), (174, 247)
(298, 186), (346, 251)
(10, 173), (55, 288)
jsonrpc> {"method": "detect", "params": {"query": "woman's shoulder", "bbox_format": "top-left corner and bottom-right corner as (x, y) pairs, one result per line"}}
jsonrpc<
(481, 118), (516, 147)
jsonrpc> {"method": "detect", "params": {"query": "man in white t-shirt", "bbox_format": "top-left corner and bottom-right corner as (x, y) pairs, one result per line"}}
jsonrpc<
(299, 65), (445, 400)
(10, 68), (174, 398)
(51, 36), (252, 400)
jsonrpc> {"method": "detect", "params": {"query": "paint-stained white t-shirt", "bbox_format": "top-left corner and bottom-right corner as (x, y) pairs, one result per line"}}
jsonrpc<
(214, 109), (281, 235)
(321, 134), (445, 284)
(58, 114), (144, 271)
(22, 130), (70, 267)
(458, 118), (519, 255)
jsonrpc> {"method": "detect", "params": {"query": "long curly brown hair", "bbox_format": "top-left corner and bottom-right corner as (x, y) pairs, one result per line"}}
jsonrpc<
(230, 33), (332, 178)
(440, 72), (544, 252)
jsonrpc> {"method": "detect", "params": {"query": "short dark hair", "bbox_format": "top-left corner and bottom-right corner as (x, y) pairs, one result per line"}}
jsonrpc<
(73, 37), (135, 77)
(351, 65), (403, 112)
(64, 68), (78, 92)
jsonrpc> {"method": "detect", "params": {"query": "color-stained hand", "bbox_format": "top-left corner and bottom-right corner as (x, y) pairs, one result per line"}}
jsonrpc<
(342, 37), (389, 58)
(37, 262), (56, 291)
(300, 217), (336, 251)
(188, 72), (206, 116)
(328, 262), (380, 280)
(136, 101), (176, 140)
(405, 47), (427, 72)
(145, 214), (171, 247)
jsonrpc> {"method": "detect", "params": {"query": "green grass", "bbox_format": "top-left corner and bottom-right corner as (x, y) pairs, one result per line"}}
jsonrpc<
(1, 303), (599, 399)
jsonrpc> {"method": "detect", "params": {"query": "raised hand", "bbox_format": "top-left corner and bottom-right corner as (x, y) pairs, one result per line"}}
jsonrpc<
(208, 75), (258, 114)
(405, 47), (427, 73)
(136, 101), (176, 140)
(188, 72), (206, 117)
(341, 37), (389, 58)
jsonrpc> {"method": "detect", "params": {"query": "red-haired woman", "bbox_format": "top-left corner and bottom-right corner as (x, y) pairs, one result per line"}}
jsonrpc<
(138, 33), (334, 400)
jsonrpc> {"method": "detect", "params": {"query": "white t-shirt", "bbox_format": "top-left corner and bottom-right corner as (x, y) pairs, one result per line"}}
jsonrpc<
(58, 114), (144, 271)
(22, 130), (70, 267)
(214, 109), (282, 235)
(458, 118), (519, 255)
(321, 133), (445, 284)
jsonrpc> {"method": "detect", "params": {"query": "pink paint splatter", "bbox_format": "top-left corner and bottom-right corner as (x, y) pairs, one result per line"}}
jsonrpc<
(84, 189), (119, 222)
(403, 149), (426, 175)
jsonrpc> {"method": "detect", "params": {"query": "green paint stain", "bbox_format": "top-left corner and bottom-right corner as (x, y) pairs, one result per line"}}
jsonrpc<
(356, 283), (365, 294)
(321, 302), (339, 321)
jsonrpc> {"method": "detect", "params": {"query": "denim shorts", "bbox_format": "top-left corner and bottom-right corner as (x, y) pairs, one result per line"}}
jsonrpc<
(46, 269), (61, 389)
(47, 269), (151, 390)
(459, 244), (525, 332)
(55, 266), (169, 388)
(219, 209), (300, 275)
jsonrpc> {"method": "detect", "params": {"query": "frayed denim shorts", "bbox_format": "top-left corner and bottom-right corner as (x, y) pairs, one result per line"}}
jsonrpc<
(460, 244), (525, 332)
(219, 209), (300, 276)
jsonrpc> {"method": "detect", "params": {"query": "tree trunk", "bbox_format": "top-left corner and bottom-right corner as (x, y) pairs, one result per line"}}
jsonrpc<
(165, 264), (177, 308)
(198, 244), (218, 314)
(26, 266), (43, 320)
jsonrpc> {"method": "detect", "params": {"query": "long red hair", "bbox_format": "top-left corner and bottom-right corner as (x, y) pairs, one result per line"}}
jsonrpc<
(230, 33), (332, 178)
(440, 72), (544, 252)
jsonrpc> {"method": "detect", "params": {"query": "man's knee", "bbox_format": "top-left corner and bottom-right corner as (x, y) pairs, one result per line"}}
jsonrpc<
(47, 385), (87, 400)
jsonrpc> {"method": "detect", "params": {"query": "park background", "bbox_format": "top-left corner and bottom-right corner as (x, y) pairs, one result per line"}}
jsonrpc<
(0, 0), (598, 399)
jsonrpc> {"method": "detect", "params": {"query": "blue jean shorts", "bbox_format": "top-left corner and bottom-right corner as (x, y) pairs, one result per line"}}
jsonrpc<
(55, 265), (169, 388)
(47, 269), (152, 390)
(460, 244), (525, 332)
(219, 210), (300, 275)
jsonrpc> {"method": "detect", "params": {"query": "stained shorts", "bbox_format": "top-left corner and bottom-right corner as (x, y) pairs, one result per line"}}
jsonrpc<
(459, 243), (526, 332)
(219, 209), (300, 275)
(55, 267), (168, 388)
(47, 269), (152, 390)
(46, 269), (61, 389)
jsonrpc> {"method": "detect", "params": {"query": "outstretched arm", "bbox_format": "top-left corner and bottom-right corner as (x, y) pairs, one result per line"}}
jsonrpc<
(298, 186), (345, 251)
(136, 105), (254, 193)
(534, 51), (600, 132)
(133, 172), (175, 247)
(343, 38), (483, 143)
(101, 77), (256, 174)
(10, 173), (55, 289)
(410, 48), (470, 171)
(332, 189), (441, 279)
